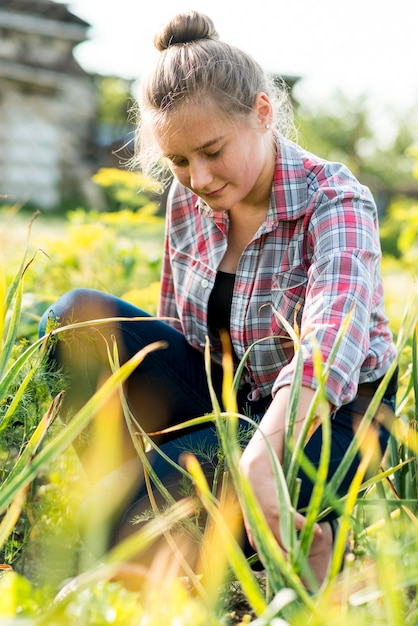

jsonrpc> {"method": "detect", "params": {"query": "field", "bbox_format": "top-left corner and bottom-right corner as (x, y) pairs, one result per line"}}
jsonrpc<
(0, 202), (417, 625)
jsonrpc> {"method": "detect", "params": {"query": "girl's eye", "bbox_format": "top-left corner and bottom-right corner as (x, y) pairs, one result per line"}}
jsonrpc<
(206, 149), (221, 159)
(170, 158), (188, 167)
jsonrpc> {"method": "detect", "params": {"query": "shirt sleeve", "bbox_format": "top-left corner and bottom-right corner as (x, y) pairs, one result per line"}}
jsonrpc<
(272, 179), (382, 408)
(157, 186), (183, 331)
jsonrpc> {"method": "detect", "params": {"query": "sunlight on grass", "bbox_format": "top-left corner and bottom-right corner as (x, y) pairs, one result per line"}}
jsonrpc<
(0, 193), (417, 624)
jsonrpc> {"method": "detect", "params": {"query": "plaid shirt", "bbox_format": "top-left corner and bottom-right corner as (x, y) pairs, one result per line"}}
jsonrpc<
(158, 135), (396, 408)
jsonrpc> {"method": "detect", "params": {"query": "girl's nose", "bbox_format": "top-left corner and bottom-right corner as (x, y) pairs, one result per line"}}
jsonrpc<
(189, 161), (213, 191)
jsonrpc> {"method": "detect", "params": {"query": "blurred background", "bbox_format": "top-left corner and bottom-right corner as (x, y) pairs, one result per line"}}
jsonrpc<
(0, 0), (417, 215)
(1, 3), (417, 599)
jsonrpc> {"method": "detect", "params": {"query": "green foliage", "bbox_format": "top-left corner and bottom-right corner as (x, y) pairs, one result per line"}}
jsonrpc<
(0, 570), (49, 618)
(47, 207), (164, 299)
(296, 93), (373, 175)
(95, 76), (131, 122)
(94, 76), (133, 139)
(0, 150), (417, 623)
(1, 206), (164, 341)
(380, 197), (418, 265)
(92, 167), (162, 213)
(296, 94), (418, 215)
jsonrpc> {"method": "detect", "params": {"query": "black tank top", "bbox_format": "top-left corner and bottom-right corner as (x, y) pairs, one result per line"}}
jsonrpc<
(207, 270), (236, 334)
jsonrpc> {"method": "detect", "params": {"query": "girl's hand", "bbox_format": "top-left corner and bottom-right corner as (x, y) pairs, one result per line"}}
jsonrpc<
(238, 385), (326, 554)
(239, 439), (320, 553)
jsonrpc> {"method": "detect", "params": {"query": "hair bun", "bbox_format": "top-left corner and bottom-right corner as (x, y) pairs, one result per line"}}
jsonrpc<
(154, 11), (219, 51)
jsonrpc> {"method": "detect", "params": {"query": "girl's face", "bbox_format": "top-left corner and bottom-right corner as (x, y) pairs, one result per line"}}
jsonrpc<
(155, 94), (275, 212)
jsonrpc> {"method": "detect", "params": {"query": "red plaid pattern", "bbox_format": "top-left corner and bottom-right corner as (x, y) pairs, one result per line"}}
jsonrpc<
(158, 135), (396, 408)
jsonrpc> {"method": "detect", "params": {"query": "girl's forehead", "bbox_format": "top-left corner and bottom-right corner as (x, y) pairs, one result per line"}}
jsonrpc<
(155, 102), (241, 153)
(162, 99), (229, 131)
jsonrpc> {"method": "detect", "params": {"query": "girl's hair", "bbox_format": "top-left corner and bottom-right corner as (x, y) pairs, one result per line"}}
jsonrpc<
(131, 11), (294, 182)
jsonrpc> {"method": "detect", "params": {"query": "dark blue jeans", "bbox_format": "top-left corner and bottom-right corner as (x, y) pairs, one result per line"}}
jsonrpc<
(39, 288), (396, 549)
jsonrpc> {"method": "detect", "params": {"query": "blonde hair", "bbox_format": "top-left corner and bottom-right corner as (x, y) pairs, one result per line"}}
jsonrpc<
(132, 11), (293, 182)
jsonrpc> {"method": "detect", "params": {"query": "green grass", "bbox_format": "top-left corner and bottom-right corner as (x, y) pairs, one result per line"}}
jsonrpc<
(0, 204), (417, 625)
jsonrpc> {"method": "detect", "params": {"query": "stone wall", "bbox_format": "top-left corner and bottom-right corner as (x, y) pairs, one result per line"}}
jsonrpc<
(0, 0), (98, 210)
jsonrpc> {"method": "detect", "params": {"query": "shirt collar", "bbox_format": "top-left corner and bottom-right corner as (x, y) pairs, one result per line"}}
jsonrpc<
(270, 134), (309, 221)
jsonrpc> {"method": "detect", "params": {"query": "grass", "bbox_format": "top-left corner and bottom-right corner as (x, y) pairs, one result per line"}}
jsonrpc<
(0, 203), (417, 625)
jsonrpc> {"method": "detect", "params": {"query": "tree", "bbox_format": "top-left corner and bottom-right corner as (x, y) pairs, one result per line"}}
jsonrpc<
(94, 75), (134, 145)
(295, 92), (418, 215)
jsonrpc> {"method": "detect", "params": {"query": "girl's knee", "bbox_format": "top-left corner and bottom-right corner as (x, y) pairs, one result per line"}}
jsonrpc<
(39, 288), (105, 337)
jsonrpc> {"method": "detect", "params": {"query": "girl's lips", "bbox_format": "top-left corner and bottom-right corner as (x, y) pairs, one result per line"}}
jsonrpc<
(204, 184), (228, 198)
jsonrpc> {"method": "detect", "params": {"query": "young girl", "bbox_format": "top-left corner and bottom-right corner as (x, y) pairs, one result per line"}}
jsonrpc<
(40, 11), (397, 585)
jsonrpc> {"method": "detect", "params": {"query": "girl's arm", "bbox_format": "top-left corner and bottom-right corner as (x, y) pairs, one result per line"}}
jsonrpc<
(238, 384), (329, 550)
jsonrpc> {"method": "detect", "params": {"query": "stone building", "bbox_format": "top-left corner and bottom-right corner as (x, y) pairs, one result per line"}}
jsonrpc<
(0, 0), (97, 209)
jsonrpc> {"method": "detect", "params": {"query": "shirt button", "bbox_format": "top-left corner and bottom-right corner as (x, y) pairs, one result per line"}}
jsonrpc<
(201, 279), (209, 289)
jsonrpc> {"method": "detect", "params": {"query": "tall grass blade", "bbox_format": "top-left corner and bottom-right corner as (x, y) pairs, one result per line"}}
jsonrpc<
(0, 486), (27, 552)
(285, 309), (353, 498)
(0, 340), (166, 514)
(2, 211), (38, 312)
(184, 453), (267, 617)
(0, 274), (22, 380)
(0, 213), (39, 378)
(231, 335), (282, 397)
(203, 342), (317, 610)
(106, 337), (204, 549)
(326, 358), (399, 500)
(236, 467), (317, 612)
(0, 334), (50, 407)
(413, 324), (418, 416)
(283, 347), (303, 477)
(220, 330), (238, 418)
(0, 257), (6, 350)
(295, 343), (332, 581)
(1, 392), (63, 490)
(0, 361), (37, 433)
(326, 430), (378, 584)
(49, 497), (198, 610)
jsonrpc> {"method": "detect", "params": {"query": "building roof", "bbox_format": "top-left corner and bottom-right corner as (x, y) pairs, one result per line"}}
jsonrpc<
(0, 0), (89, 27)
(0, 0), (92, 75)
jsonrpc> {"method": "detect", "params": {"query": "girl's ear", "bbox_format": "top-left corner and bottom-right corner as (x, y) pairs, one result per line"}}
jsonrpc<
(254, 92), (273, 128)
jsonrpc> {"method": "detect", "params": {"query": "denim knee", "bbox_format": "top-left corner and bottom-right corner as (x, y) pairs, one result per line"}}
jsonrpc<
(38, 288), (110, 339)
